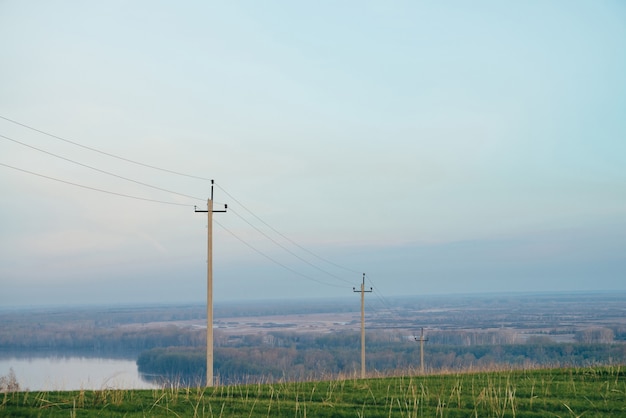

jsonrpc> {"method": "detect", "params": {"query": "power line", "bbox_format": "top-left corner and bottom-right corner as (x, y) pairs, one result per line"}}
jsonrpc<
(0, 133), (206, 203)
(213, 183), (395, 301)
(365, 273), (393, 311)
(0, 115), (389, 297)
(228, 206), (354, 286)
(215, 182), (362, 275)
(0, 162), (192, 207)
(0, 114), (212, 181)
(213, 218), (346, 288)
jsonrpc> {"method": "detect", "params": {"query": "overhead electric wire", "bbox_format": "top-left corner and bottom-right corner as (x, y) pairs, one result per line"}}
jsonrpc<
(0, 114), (212, 181)
(364, 273), (393, 311)
(0, 162), (192, 207)
(228, 206), (353, 286)
(0, 133), (206, 203)
(220, 191), (396, 304)
(214, 183), (396, 305)
(213, 218), (346, 288)
(0, 115), (395, 300)
(215, 182), (362, 276)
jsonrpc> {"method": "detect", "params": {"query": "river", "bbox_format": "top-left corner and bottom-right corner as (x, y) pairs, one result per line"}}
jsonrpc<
(0, 355), (158, 391)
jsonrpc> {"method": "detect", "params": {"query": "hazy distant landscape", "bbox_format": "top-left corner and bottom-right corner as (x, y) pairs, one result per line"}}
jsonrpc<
(2, 292), (624, 388)
(1, 2), (624, 415)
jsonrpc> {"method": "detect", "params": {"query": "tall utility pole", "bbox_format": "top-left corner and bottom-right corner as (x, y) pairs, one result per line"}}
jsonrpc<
(353, 273), (372, 379)
(195, 180), (227, 387)
(415, 327), (429, 374)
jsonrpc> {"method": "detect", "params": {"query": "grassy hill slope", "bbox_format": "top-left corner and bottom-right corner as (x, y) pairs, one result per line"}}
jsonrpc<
(2, 366), (624, 417)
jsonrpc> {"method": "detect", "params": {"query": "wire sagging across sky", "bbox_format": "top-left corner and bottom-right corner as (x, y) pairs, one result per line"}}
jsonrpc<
(215, 182), (363, 275)
(0, 132), (206, 203)
(228, 206), (354, 286)
(0, 114), (393, 304)
(214, 218), (347, 289)
(215, 184), (393, 300)
(0, 162), (192, 207)
(0, 114), (213, 181)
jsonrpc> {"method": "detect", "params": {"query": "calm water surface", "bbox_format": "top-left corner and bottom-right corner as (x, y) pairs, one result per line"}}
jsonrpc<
(0, 356), (158, 391)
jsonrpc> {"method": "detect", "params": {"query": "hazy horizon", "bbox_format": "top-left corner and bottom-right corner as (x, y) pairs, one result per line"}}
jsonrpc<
(1, 2), (625, 308)
(3, 289), (625, 311)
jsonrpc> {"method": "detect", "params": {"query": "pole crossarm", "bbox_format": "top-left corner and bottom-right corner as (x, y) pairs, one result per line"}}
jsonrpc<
(194, 180), (227, 213)
(195, 179), (227, 387)
(194, 206), (227, 213)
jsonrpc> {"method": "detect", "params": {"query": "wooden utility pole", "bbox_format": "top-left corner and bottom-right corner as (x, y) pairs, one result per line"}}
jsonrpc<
(353, 273), (372, 379)
(415, 327), (429, 374)
(195, 180), (226, 387)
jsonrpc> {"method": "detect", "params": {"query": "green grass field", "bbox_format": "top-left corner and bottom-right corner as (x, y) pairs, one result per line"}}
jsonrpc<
(2, 366), (624, 417)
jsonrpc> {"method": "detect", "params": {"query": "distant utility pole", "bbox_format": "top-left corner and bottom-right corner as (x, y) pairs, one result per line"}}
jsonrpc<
(415, 327), (429, 374)
(195, 180), (227, 387)
(353, 273), (372, 379)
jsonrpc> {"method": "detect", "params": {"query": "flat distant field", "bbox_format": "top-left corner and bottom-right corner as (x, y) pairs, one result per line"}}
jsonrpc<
(2, 366), (624, 417)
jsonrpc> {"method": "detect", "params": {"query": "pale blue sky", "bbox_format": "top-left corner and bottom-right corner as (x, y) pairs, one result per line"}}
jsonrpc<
(0, 1), (625, 307)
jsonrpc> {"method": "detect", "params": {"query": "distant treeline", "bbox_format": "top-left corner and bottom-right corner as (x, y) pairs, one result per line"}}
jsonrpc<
(137, 336), (626, 385)
(0, 305), (205, 353)
(0, 305), (206, 328)
(1, 319), (622, 353)
(0, 324), (203, 352)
